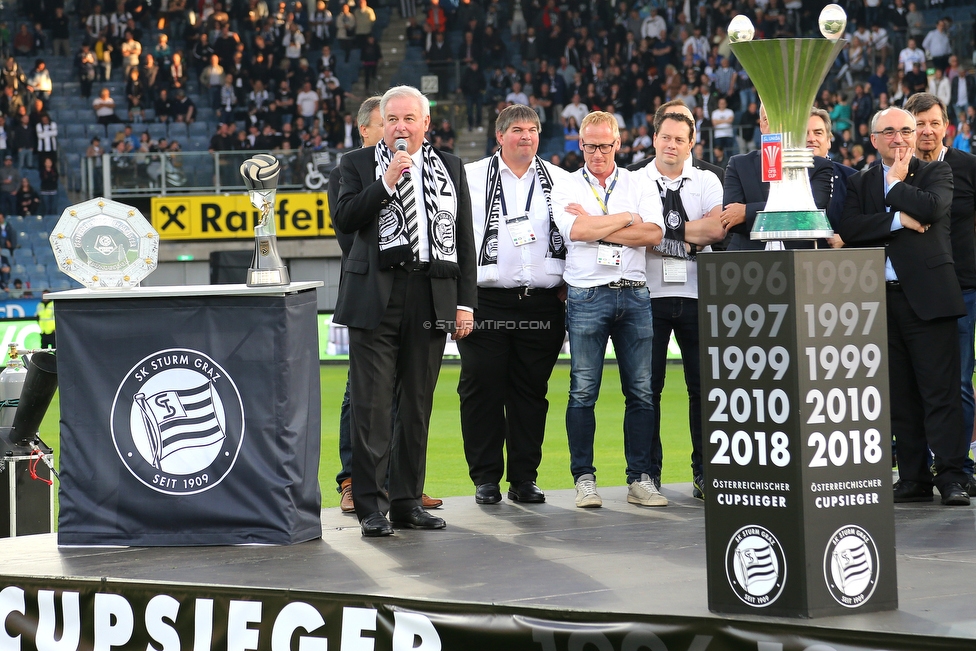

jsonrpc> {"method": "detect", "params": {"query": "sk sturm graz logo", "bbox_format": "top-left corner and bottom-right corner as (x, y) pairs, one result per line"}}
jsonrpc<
(665, 210), (682, 229)
(111, 349), (245, 495)
(823, 524), (880, 607)
(725, 525), (787, 607)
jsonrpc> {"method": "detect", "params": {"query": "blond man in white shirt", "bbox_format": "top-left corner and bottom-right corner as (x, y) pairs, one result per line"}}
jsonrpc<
(551, 110), (665, 509)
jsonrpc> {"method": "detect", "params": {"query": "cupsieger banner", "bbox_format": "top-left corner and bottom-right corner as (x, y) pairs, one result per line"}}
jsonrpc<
(0, 577), (965, 651)
(54, 290), (322, 545)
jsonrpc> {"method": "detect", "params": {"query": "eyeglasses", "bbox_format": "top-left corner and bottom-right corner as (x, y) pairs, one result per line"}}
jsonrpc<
(872, 127), (915, 139)
(581, 142), (615, 154)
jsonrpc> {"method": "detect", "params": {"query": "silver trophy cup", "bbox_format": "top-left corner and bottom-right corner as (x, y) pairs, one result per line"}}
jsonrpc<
(240, 154), (290, 286)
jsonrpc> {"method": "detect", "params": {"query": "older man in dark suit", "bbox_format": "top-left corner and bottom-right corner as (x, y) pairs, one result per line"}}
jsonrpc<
(720, 104), (833, 250)
(837, 106), (970, 506)
(333, 85), (477, 536)
(905, 93), (976, 496)
(328, 97), (445, 514)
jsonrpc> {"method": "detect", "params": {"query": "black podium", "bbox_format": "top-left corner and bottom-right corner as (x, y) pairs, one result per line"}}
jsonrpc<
(699, 250), (898, 617)
(54, 283), (323, 546)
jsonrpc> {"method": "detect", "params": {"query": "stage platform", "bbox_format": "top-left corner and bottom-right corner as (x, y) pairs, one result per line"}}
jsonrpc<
(1, 483), (974, 650)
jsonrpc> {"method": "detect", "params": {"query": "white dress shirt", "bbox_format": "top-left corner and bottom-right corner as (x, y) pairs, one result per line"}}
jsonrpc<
(551, 163), (664, 287)
(466, 155), (570, 289)
(640, 157), (723, 299)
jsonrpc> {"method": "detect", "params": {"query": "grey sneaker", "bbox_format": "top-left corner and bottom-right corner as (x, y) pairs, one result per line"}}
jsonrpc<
(692, 474), (705, 500)
(575, 474), (603, 508)
(628, 473), (668, 507)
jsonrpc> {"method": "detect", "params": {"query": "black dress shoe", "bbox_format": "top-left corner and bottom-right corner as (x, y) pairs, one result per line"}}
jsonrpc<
(967, 477), (976, 498)
(940, 482), (971, 506)
(475, 483), (502, 504)
(892, 479), (934, 503)
(508, 480), (546, 503)
(360, 512), (394, 537)
(391, 506), (447, 529)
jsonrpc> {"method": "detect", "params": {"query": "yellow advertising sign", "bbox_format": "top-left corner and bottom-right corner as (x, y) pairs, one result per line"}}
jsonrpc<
(151, 193), (336, 240)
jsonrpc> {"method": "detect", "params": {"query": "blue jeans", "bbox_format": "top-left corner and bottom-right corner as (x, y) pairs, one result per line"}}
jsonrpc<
(959, 289), (976, 476)
(565, 284), (655, 483)
(650, 297), (702, 479)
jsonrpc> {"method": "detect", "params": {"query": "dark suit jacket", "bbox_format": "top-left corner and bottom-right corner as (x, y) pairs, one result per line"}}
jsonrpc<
(837, 158), (964, 321)
(827, 160), (858, 230)
(627, 155), (725, 184)
(328, 165), (354, 256)
(943, 147), (976, 291)
(723, 150), (833, 250)
(333, 146), (477, 332)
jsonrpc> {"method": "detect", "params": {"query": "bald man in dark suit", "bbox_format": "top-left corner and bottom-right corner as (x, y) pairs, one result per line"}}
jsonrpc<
(837, 107), (970, 506)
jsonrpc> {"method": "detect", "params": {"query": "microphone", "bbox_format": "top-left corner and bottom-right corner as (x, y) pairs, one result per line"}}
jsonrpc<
(395, 138), (411, 182)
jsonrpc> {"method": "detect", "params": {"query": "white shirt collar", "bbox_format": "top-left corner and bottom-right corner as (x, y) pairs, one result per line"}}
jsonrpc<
(498, 153), (537, 180)
(583, 162), (617, 186)
(648, 155), (694, 183)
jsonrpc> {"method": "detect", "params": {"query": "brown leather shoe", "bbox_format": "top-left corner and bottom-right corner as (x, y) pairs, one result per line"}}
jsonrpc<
(339, 478), (355, 513)
(422, 493), (443, 509)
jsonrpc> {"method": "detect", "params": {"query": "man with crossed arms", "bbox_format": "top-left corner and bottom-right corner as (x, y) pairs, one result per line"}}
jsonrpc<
(551, 111), (665, 509)
(635, 109), (726, 500)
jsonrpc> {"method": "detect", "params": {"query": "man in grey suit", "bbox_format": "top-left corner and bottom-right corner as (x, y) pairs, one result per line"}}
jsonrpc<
(333, 86), (477, 536)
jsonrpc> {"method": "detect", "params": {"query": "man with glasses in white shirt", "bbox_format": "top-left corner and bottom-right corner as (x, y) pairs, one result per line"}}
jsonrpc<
(551, 111), (665, 509)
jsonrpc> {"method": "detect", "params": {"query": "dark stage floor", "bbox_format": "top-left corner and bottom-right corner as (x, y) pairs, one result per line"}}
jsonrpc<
(2, 483), (975, 641)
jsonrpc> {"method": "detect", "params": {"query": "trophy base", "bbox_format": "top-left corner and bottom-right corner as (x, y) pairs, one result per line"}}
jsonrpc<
(750, 210), (833, 241)
(247, 268), (290, 286)
(247, 235), (290, 287)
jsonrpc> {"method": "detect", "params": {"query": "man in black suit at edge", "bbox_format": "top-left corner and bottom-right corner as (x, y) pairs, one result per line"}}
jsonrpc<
(905, 92), (976, 497)
(328, 97), (444, 514)
(837, 106), (970, 506)
(720, 103), (833, 250)
(333, 85), (477, 536)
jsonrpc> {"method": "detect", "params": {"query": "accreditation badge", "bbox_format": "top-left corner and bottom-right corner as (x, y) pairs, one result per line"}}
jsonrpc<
(597, 241), (622, 266)
(663, 257), (688, 283)
(506, 213), (537, 247)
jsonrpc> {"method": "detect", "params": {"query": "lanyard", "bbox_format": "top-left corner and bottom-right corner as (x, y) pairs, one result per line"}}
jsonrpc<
(499, 175), (536, 217)
(581, 167), (618, 215)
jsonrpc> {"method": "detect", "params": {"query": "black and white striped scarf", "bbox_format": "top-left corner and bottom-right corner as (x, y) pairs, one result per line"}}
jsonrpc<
(477, 152), (564, 281)
(374, 139), (459, 277)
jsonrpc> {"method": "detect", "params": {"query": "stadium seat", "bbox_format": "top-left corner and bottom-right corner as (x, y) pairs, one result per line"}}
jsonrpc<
(147, 123), (167, 141)
(59, 109), (79, 124)
(168, 122), (189, 140)
(65, 123), (86, 139)
(23, 215), (44, 230)
(86, 124), (105, 139)
(8, 216), (24, 230)
(189, 121), (209, 137)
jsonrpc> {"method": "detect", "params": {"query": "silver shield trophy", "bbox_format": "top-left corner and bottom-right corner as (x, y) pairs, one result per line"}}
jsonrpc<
(240, 154), (290, 286)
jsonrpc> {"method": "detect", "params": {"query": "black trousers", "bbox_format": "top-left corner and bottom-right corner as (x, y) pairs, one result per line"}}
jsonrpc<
(886, 287), (969, 490)
(457, 288), (565, 486)
(348, 267), (445, 520)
